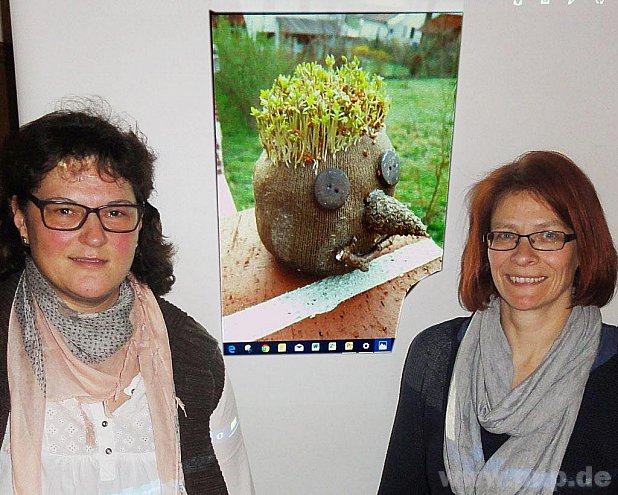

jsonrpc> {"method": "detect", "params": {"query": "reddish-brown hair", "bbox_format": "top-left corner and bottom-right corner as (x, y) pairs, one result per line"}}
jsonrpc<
(459, 150), (617, 311)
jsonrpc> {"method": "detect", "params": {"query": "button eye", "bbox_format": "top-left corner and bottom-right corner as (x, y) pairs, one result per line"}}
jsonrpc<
(313, 168), (351, 210)
(377, 150), (400, 186)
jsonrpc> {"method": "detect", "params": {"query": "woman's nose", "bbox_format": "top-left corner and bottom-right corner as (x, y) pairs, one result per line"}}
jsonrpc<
(510, 236), (539, 265)
(78, 212), (108, 246)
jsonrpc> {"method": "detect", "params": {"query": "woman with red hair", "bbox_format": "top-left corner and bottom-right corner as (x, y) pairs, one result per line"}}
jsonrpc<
(379, 151), (617, 494)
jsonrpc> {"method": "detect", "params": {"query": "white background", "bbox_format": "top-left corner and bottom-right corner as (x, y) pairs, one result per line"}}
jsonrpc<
(9, 1), (617, 493)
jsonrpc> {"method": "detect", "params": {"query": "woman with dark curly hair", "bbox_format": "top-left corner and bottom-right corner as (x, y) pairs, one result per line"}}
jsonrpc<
(379, 151), (618, 494)
(0, 109), (252, 494)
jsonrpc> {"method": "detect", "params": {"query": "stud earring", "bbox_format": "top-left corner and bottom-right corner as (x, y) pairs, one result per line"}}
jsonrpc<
(21, 236), (30, 247)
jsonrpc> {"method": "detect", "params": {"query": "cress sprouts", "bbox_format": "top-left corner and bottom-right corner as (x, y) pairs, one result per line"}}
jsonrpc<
(251, 55), (390, 167)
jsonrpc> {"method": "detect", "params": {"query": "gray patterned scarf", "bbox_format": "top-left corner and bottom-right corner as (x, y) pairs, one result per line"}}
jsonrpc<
(14, 257), (135, 394)
(444, 297), (601, 494)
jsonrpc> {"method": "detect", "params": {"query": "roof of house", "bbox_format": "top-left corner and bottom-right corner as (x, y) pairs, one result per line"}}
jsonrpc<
(361, 14), (398, 24)
(276, 16), (341, 36)
(419, 14), (463, 33)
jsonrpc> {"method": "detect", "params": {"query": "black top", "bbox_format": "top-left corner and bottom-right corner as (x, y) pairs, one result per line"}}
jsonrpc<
(379, 317), (618, 494)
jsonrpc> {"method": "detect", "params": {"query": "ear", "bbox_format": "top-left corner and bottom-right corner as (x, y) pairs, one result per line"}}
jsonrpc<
(11, 196), (30, 240)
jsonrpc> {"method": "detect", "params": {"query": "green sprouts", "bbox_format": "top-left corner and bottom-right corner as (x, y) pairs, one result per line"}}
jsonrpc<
(251, 55), (390, 167)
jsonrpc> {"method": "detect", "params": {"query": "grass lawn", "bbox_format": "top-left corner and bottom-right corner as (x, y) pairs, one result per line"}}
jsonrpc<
(217, 77), (457, 246)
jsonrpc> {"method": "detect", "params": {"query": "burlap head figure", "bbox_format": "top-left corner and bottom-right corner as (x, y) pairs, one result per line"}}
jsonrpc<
(252, 57), (426, 276)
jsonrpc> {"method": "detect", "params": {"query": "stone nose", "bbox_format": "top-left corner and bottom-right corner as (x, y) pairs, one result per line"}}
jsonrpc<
(363, 189), (427, 237)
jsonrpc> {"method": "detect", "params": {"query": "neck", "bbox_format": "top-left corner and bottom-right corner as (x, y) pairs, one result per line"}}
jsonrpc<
(499, 299), (573, 388)
(59, 290), (120, 314)
(501, 304), (572, 352)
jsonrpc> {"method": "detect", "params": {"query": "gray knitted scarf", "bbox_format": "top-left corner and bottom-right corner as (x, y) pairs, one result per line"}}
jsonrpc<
(14, 257), (135, 394)
(444, 297), (601, 494)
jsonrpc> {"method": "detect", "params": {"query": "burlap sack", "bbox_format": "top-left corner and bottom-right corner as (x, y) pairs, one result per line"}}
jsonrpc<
(253, 131), (396, 276)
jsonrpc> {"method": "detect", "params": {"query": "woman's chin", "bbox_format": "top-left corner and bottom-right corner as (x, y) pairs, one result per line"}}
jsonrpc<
(57, 286), (121, 313)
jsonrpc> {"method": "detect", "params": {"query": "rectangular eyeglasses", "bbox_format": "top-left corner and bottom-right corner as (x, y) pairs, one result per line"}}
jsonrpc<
(28, 193), (144, 233)
(485, 230), (577, 251)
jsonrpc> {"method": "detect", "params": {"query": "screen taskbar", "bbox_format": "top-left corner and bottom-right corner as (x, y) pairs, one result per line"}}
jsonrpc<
(223, 338), (393, 356)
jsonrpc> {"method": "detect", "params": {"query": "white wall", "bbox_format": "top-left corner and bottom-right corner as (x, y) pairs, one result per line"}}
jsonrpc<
(10, 1), (617, 494)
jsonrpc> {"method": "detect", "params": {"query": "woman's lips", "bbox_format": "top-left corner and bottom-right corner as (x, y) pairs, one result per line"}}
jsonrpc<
(69, 256), (108, 265)
(508, 275), (547, 284)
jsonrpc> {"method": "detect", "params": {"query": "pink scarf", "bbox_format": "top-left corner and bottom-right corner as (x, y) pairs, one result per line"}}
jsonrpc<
(7, 275), (186, 494)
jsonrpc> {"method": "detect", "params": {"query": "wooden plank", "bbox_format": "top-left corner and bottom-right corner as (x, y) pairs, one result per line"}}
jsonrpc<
(220, 208), (442, 342)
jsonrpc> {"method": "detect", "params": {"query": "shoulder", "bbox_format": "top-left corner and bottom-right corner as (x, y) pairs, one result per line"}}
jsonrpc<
(601, 321), (618, 344)
(156, 297), (225, 401)
(593, 321), (618, 370)
(156, 297), (221, 349)
(0, 271), (20, 301)
(0, 272), (20, 331)
(401, 316), (470, 387)
(601, 321), (618, 335)
(156, 297), (224, 373)
(405, 316), (469, 361)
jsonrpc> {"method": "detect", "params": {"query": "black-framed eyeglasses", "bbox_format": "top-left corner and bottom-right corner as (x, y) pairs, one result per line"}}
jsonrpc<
(485, 230), (577, 251)
(28, 193), (144, 233)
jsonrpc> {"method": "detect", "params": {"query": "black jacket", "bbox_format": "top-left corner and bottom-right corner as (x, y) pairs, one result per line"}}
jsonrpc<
(379, 316), (618, 494)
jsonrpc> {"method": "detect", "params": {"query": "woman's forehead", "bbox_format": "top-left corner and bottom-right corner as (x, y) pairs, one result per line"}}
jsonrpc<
(51, 156), (118, 181)
(491, 190), (566, 228)
(41, 158), (132, 194)
(36, 158), (134, 200)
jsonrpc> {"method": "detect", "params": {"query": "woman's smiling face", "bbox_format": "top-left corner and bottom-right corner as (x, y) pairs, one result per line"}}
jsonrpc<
(488, 191), (579, 319)
(13, 160), (140, 313)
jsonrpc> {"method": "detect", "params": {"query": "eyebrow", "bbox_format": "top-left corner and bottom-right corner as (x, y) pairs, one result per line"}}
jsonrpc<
(40, 197), (137, 205)
(490, 221), (566, 231)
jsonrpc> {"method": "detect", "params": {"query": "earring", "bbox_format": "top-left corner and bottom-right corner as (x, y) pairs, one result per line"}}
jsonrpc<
(21, 236), (30, 247)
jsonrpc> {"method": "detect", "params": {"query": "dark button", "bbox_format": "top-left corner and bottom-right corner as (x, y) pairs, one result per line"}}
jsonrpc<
(105, 448), (112, 455)
(377, 150), (401, 186)
(102, 421), (108, 427)
(313, 168), (350, 210)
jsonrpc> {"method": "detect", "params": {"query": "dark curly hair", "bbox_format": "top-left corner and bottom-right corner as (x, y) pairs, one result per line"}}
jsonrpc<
(0, 108), (175, 295)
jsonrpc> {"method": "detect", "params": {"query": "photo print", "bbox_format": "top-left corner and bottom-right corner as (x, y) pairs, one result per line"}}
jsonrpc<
(211, 11), (463, 355)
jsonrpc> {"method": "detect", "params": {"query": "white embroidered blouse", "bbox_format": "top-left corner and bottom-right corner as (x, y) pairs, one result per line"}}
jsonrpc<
(0, 372), (254, 494)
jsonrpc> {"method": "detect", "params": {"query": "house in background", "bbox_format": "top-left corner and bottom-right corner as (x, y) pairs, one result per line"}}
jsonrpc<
(351, 14), (394, 43)
(275, 16), (343, 59)
(245, 13), (418, 54)
(387, 13), (433, 46)
(244, 14), (347, 58)
(419, 13), (463, 41)
(242, 13), (461, 66)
